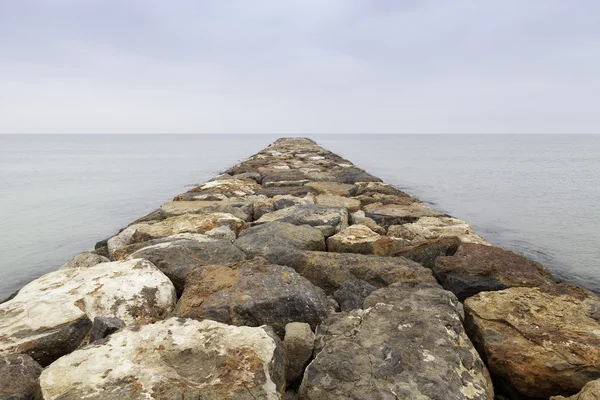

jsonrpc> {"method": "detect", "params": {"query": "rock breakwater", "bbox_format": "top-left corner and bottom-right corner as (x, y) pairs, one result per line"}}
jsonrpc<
(1, 137), (599, 399)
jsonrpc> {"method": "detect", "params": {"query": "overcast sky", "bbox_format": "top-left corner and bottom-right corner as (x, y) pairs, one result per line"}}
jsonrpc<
(0, 0), (598, 134)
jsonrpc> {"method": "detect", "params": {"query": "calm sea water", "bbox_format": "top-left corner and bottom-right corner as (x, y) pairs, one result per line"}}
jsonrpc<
(1, 134), (598, 298)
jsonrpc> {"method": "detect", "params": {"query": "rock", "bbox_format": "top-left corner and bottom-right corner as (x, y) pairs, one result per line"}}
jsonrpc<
(363, 202), (439, 227)
(130, 212), (246, 244)
(353, 192), (417, 208)
(0, 354), (42, 400)
(175, 258), (330, 336)
(299, 282), (494, 399)
(326, 224), (381, 254)
(350, 210), (386, 235)
(181, 178), (261, 198)
(434, 243), (553, 300)
(254, 205), (348, 235)
(160, 200), (252, 221)
(128, 239), (246, 295)
(256, 185), (318, 198)
(350, 182), (410, 197)
(233, 172), (262, 183)
(59, 251), (110, 270)
(304, 181), (355, 196)
(395, 216), (487, 245)
(333, 279), (377, 311)
(234, 222), (325, 265)
(273, 194), (315, 210)
(263, 170), (308, 187)
(284, 322), (315, 384)
(129, 208), (166, 225)
(0, 259), (176, 366)
(112, 233), (217, 260)
(315, 194), (361, 212)
(336, 166), (382, 184)
(551, 380), (600, 400)
(393, 236), (462, 268)
(37, 318), (285, 400)
(204, 225), (236, 240)
(464, 284), (600, 398)
(0, 290), (19, 304)
(286, 390), (300, 400)
(107, 223), (145, 258)
(89, 317), (125, 343)
(287, 251), (436, 295)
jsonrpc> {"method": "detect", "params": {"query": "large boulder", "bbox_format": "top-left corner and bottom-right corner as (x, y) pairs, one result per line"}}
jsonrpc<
(128, 239), (246, 295)
(111, 232), (217, 260)
(391, 236), (462, 268)
(160, 200), (252, 221)
(59, 251), (110, 270)
(254, 205), (348, 236)
(179, 178), (261, 199)
(234, 222), (325, 264)
(363, 202), (438, 227)
(304, 181), (355, 196)
(287, 251), (436, 295)
(130, 213), (246, 244)
(333, 279), (377, 311)
(284, 322), (315, 384)
(551, 380), (600, 400)
(315, 195), (361, 212)
(175, 258), (330, 336)
(0, 354), (42, 400)
(335, 166), (382, 184)
(434, 243), (553, 300)
(0, 259), (176, 366)
(464, 284), (600, 399)
(37, 318), (285, 400)
(299, 282), (494, 399)
(389, 216), (487, 245)
(326, 224), (382, 255)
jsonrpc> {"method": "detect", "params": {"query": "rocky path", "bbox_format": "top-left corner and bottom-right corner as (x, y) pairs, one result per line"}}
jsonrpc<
(1, 137), (599, 399)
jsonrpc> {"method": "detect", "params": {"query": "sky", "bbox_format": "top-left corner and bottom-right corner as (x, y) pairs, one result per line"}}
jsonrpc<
(0, 0), (599, 134)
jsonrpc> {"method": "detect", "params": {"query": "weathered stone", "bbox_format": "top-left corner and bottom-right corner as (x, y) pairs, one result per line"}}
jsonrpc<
(336, 166), (382, 184)
(263, 170), (308, 187)
(183, 178), (261, 198)
(128, 239), (246, 295)
(395, 216), (487, 245)
(287, 251), (436, 295)
(434, 243), (553, 300)
(284, 322), (315, 384)
(315, 194), (361, 212)
(305, 181), (355, 196)
(333, 279), (377, 311)
(106, 223), (145, 258)
(59, 251), (109, 270)
(273, 194), (315, 210)
(0, 259), (176, 366)
(0, 354), (42, 400)
(363, 202), (439, 227)
(327, 224), (381, 254)
(37, 318), (285, 400)
(286, 390), (300, 400)
(464, 284), (600, 399)
(393, 236), (462, 268)
(234, 222), (325, 266)
(232, 171), (262, 183)
(129, 208), (166, 225)
(350, 210), (386, 235)
(255, 205), (348, 235)
(209, 172), (234, 181)
(550, 380), (600, 400)
(160, 200), (252, 221)
(299, 282), (494, 399)
(350, 181), (410, 197)
(175, 258), (330, 336)
(353, 192), (417, 207)
(256, 185), (318, 198)
(130, 212), (246, 244)
(112, 232), (217, 260)
(89, 317), (125, 343)
(204, 225), (236, 240)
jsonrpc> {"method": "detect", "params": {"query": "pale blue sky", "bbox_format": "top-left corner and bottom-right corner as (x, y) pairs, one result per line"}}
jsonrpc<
(1, 0), (599, 133)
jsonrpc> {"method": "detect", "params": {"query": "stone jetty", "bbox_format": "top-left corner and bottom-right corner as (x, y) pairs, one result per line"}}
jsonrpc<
(1, 137), (599, 399)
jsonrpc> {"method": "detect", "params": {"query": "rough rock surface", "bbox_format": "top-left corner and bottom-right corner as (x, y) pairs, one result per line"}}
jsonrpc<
(315, 194), (361, 212)
(89, 316), (126, 343)
(299, 282), (494, 399)
(0, 259), (176, 366)
(392, 216), (487, 245)
(327, 224), (382, 254)
(333, 279), (377, 311)
(434, 243), (553, 300)
(350, 210), (386, 235)
(287, 251), (436, 295)
(0, 353), (43, 400)
(128, 239), (246, 294)
(179, 178), (261, 199)
(284, 322), (315, 384)
(464, 284), (600, 399)
(234, 222), (325, 263)
(254, 205), (348, 235)
(111, 232), (217, 260)
(37, 318), (285, 400)
(160, 200), (252, 221)
(59, 251), (110, 270)
(305, 181), (354, 196)
(550, 380), (600, 400)
(364, 202), (438, 227)
(175, 258), (330, 336)
(392, 236), (462, 268)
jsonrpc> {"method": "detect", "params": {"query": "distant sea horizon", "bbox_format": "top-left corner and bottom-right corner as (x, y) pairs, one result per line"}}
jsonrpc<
(1, 134), (599, 298)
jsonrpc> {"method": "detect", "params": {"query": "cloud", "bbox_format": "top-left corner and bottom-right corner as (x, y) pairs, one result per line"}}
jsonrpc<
(0, 0), (599, 133)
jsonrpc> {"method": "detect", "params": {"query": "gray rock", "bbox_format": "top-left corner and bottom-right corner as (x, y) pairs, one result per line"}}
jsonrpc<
(254, 204), (348, 234)
(284, 322), (315, 384)
(175, 257), (330, 336)
(128, 239), (246, 295)
(160, 200), (253, 222)
(287, 251), (436, 295)
(59, 251), (109, 270)
(232, 172), (262, 183)
(0, 354), (43, 400)
(299, 282), (494, 400)
(350, 182), (410, 197)
(89, 317), (126, 343)
(333, 279), (376, 311)
(336, 166), (382, 184)
(393, 236), (462, 268)
(256, 185), (318, 198)
(37, 318), (286, 400)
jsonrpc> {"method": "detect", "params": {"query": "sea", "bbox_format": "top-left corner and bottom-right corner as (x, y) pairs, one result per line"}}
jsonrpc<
(1, 134), (598, 298)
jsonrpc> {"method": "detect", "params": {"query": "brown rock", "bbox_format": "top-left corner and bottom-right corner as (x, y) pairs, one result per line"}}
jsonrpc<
(551, 380), (600, 400)
(392, 236), (462, 268)
(434, 243), (553, 300)
(284, 322), (315, 384)
(305, 181), (355, 196)
(464, 284), (600, 399)
(0, 354), (42, 400)
(315, 194), (361, 212)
